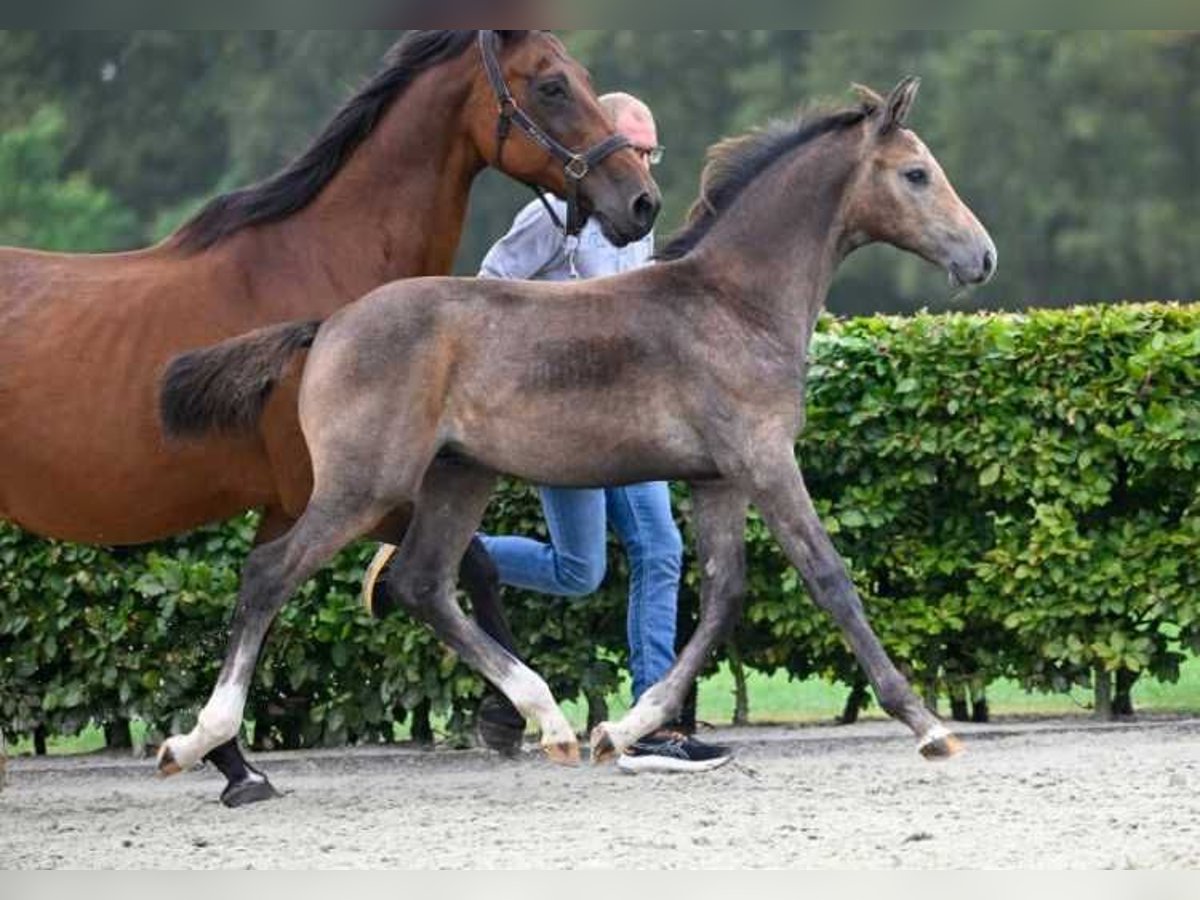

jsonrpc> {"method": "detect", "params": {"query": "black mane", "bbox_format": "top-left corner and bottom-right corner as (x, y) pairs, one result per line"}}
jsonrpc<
(656, 107), (870, 263)
(174, 30), (529, 252)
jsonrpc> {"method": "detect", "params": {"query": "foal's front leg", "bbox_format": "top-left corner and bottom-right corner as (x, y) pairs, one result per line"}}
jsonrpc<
(592, 481), (749, 760)
(750, 448), (962, 760)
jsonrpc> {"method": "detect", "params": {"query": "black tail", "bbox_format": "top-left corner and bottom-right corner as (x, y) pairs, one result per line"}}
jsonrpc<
(160, 321), (322, 440)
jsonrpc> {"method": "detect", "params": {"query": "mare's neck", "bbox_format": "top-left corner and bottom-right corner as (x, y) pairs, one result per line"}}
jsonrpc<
(224, 59), (486, 306)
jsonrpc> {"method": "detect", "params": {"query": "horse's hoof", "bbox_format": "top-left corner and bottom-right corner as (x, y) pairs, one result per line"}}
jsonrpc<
(362, 544), (400, 620)
(590, 724), (619, 765)
(221, 775), (281, 809)
(919, 731), (966, 761)
(543, 740), (582, 767)
(477, 694), (527, 758)
(156, 743), (184, 778)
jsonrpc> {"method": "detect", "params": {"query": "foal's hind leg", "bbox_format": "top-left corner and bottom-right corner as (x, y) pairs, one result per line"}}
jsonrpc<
(366, 530), (527, 753)
(157, 496), (388, 777)
(750, 448), (960, 760)
(200, 509), (293, 807)
(593, 481), (749, 760)
(387, 461), (578, 764)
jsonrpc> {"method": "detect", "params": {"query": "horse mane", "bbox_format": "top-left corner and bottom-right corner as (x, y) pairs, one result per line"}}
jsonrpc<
(656, 105), (871, 263)
(173, 30), (531, 253)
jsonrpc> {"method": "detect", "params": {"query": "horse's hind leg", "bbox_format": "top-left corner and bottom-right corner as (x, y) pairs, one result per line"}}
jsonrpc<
(459, 539), (528, 755)
(367, 530), (527, 754)
(592, 481), (749, 760)
(390, 461), (579, 764)
(200, 509), (293, 808)
(157, 494), (388, 777)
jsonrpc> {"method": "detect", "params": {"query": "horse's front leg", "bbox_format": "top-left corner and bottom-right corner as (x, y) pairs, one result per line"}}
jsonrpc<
(750, 447), (962, 760)
(592, 481), (749, 761)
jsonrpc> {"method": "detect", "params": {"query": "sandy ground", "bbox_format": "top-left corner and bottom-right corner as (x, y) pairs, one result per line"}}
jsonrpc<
(2, 717), (1198, 870)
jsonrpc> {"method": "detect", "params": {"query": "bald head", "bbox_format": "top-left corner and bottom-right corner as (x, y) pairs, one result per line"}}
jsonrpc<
(600, 92), (659, 170)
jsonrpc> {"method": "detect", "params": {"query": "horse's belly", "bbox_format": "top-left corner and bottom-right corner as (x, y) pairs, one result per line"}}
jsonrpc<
(0, 409), (276, 545)
(474, 422), (716, 489)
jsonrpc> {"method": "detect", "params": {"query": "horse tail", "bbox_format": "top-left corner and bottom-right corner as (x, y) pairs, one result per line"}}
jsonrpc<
(160, 320), (322, 440)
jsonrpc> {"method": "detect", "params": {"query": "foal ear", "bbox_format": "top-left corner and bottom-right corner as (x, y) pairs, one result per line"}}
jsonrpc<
(851, 83), (886, 116)
(880, 76), (921, 135)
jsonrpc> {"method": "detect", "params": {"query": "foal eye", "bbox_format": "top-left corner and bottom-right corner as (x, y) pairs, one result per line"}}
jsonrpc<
(904, 168), (931, 187)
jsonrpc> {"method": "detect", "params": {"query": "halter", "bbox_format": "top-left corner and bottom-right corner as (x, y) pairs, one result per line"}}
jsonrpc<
(478, 30), (632, 239)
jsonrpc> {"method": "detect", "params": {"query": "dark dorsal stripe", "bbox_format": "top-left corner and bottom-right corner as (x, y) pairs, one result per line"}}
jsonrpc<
(174, 30), (530, 253)
(656, 107), (870, 263)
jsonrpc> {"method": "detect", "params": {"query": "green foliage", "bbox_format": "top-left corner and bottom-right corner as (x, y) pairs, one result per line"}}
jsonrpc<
(0, 107), (137, 251)
(785, 303), (1200, 698)
(2, 30), (1196, 314)
(3, 304), (1198, 745)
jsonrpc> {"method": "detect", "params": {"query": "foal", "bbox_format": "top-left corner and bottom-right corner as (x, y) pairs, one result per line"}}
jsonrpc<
(159, 78), (996, 774)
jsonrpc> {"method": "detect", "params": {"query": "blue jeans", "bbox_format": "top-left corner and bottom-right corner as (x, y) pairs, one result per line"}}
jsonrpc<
(479, 483), (684, 703)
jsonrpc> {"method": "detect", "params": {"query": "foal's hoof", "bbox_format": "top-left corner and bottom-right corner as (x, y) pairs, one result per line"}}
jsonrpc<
(919, 730), (966, 762)
(543, 740), (582, 767)
(221, 775), (282, 809)
(156, 743), (185, 779)
(589, 724), (620, 766)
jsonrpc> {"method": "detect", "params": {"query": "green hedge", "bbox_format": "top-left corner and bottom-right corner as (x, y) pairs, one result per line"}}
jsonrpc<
(2, 303), (1198, 745)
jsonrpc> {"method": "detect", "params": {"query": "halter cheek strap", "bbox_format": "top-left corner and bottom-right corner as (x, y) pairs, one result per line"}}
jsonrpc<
(478, 30), (632, 240)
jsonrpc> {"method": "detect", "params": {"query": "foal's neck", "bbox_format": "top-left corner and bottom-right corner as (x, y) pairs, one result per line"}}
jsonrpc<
(232, 58), (484, 303)
(696, 129), (865, 353)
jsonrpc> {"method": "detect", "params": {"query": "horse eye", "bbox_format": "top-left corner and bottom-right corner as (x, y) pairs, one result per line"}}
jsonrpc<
(904, 168), (930, 187)
(538, 79), (570, 102)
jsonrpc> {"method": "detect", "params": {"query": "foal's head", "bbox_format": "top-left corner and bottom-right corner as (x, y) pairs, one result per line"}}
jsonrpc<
(466, 31), (662, 245)
(844, 78), (997, 287)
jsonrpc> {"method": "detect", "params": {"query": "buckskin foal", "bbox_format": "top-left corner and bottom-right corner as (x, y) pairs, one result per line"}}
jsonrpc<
(159, 78), (996, 779)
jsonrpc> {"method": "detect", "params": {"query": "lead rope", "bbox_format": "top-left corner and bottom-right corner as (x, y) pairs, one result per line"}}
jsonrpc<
(531, 188), (580, 279)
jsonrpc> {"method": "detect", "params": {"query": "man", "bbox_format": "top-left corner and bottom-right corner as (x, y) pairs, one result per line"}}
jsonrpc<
(474, 94), (732, 775)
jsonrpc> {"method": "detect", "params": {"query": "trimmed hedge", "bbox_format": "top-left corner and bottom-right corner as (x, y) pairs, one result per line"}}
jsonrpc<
(2, 303), (1198, 745)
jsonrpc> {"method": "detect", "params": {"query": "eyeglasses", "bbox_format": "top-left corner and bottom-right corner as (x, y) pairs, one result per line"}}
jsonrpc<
(634, 145), (666, 167)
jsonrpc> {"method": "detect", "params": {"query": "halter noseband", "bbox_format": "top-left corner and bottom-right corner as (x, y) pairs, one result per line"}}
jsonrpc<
(478, 30), (632, 239)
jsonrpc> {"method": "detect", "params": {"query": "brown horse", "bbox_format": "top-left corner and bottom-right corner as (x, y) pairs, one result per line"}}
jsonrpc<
(158, 78), (996, 781)
(0, 30), (658, 804)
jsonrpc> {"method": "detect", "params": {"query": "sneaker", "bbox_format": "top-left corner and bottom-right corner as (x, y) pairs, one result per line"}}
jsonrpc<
(617, 730), (734, 775)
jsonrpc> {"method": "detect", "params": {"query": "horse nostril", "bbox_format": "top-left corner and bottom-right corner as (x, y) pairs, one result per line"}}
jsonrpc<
(632, 192), (660, 229)
(982, 250), (996, 278)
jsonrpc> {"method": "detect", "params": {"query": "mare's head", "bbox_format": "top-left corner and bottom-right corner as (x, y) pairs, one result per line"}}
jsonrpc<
(466, 31), (662, 244)
(843, 78), (997, 287)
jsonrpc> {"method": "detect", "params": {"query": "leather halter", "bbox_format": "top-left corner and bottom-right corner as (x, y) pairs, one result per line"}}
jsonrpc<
(478, 30), (632, 239)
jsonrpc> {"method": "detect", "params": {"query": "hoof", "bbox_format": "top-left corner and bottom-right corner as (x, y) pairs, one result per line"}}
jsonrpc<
(479, 719), (525, 758)
(543, 740), (582, 767)
(156, 743), (184, 779)
(589, 724), (619, 766)
(362, 545), (400, 620)
(221, 775), (281, 809)
(477, 694), (527, 758)
(920, 732), (966, 761)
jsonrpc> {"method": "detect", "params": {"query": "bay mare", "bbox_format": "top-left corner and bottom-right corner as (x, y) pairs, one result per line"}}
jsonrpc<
(0, 30), (659, 804)
(159, 78), (997, 778)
